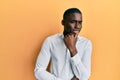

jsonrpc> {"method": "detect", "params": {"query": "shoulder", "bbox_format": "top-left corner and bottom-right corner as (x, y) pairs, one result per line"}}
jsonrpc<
(44, 33), (62, 43)
(78, 35), (92, 48)
(46, 33), (62, 40)
(78, 35), (91, 42)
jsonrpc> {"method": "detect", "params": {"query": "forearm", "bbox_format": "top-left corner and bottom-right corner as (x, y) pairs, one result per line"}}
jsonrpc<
(69, 47), (78, 57)
(70, 40), (92, 80)
(70, 54), (91, 80)
(34, 67), (64, 80)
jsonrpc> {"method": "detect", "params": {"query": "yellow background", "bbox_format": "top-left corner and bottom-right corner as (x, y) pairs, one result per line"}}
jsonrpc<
(0, 0), (120, 80)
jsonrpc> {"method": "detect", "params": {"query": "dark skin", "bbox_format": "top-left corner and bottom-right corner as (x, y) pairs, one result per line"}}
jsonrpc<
(62, 13), (82, 80)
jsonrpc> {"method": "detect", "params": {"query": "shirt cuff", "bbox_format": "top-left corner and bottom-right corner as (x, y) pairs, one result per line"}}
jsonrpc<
(70, 53), (81, 65)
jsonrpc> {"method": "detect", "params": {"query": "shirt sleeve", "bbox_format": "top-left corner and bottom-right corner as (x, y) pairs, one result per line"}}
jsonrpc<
(34, 37), (65, 80)
(70, 40), (92, 80)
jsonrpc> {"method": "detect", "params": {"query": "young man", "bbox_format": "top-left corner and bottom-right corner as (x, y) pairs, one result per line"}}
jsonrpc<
(34, 8), (92, 80)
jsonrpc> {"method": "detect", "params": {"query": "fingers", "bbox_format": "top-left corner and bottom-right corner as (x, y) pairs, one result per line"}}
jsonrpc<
(71, 76), (79, 80)
(64, 33), (78, 39)
(75, 33), (78, 39)
(64, 33), (74, 38)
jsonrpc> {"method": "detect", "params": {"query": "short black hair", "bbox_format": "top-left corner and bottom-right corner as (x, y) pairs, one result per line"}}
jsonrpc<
(63, 8), (82, 20)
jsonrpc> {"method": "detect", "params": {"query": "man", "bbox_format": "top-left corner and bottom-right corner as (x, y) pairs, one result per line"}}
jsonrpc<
(34, 8), (92, 80)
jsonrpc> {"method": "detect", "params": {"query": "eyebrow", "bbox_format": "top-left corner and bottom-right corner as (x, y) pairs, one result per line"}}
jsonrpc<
(70, 20), (82, 22)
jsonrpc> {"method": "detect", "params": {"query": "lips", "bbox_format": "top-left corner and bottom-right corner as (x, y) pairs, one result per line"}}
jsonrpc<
(73, 29), (80, 33)
(74, 30), (79, 33)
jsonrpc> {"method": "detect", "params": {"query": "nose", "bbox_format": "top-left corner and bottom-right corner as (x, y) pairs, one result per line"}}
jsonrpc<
(75, 22), (80, 28)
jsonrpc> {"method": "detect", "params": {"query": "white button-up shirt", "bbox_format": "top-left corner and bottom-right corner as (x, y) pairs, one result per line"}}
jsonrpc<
(34, 33), (92, 80)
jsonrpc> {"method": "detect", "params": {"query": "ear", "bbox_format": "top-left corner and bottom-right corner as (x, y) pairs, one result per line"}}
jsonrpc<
(61, 20), (65, 25)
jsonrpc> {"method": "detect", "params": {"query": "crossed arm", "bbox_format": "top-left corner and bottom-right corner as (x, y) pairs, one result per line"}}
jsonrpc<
(64, 33), (92, 80)
(34, 34), (92, 80)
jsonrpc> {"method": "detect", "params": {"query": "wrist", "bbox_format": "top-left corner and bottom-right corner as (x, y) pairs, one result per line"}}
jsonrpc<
(70, 48), (77, 57)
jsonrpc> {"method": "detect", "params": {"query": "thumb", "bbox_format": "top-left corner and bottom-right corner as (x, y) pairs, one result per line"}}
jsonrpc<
(75, 33), (79, 38)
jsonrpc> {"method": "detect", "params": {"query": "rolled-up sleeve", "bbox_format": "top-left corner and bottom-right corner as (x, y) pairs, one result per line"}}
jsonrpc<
(70, 40), (92, 80)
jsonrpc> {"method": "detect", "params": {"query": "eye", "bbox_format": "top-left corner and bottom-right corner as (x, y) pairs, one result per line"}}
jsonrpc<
(70, 20), (76, 23)
(79, 21), (82, 24)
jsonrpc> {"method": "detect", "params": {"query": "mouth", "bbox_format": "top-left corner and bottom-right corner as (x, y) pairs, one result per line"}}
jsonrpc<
(73, 30), (79, 34)
(72, 29), (80, 34)
(64, 28), (80, 35)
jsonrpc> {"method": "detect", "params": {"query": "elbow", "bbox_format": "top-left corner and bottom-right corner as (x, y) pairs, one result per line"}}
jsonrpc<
(77, 71), (91, 80)
(34, 68), (43, 80)
(34, 68), (39, 79)
(83, 72), (91, 80)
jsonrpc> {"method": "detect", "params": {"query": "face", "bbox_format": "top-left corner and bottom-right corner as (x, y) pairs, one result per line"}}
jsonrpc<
(62, 13), (82, 35)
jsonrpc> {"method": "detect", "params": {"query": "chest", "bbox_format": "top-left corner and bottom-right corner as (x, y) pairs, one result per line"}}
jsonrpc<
(50, 40), (85, 61)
